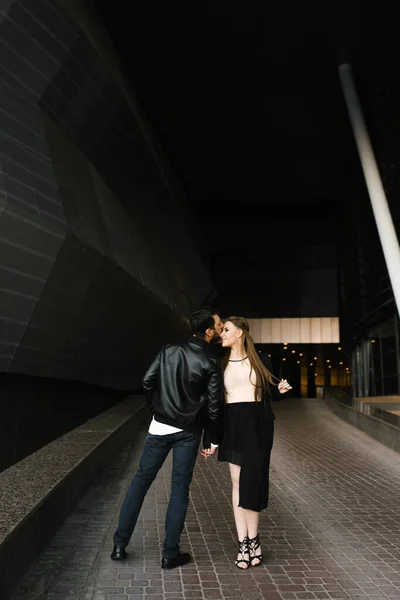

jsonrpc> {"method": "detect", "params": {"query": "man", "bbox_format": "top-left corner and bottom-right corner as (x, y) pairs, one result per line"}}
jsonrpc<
(202, 306), (225, 361)
(111, 308), (224, 569)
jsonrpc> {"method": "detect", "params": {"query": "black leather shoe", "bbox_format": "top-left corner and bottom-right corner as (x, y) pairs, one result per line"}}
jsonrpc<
(111, 545), (127, 560)
(161, 552), (192, 569)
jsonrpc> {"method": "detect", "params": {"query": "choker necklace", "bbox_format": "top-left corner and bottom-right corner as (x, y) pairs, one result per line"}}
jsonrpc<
(229, 356), (248, 362)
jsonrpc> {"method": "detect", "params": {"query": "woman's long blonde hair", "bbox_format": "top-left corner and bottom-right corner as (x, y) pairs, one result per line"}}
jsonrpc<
(222, 316), (279, 400)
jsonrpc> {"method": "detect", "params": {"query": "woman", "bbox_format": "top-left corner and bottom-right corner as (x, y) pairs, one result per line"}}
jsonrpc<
(204, 316), (292, 570)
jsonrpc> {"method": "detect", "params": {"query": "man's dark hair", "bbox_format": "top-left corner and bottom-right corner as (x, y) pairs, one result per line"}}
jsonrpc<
(189, 308), (215, 336)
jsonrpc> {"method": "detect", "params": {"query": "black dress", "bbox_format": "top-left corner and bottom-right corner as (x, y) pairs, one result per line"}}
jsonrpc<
(218, 400), (274, 511)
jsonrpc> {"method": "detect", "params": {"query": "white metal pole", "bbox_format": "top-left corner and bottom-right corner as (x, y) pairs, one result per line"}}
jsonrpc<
(339, 63), (400, 318)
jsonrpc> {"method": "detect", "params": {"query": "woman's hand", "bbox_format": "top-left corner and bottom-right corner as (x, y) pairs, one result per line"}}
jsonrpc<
(278, 378), (292, 394)
(200, 446), (217, 459)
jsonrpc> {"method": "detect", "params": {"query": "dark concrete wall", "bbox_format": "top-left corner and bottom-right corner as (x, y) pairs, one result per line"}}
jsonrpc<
(0, 395), (148, 600)
(0, 0), (214, 390)
(0, 372), (130, 472)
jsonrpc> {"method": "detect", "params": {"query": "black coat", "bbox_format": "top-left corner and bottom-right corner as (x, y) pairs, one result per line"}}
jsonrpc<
(258, 352), (285, 421)
(202, 350), (284, 447)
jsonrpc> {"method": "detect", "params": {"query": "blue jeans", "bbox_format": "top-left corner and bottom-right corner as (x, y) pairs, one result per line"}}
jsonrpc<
(113, 430), (201, 558)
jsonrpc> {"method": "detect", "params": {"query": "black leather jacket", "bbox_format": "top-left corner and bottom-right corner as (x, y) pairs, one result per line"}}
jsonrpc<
(142, 337), (224, 445)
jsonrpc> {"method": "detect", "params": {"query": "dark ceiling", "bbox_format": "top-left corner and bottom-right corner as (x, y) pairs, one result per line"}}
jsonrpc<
(93, 0), (382, 315)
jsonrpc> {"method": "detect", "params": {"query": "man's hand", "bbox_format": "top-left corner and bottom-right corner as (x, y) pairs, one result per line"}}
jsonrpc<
(200, 446), (217, 460)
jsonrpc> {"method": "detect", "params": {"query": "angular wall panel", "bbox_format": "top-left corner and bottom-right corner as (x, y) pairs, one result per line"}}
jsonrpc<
(0, 0), (214, 389)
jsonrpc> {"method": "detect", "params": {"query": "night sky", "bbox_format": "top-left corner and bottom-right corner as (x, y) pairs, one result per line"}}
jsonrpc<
(93, 0), (378, 316)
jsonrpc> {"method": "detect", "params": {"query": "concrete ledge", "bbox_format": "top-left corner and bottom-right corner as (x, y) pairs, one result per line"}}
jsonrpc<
(324, 388), (400, 454)
(0, 394), (147, 600)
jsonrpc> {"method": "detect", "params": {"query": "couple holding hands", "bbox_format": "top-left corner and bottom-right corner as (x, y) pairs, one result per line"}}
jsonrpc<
(111, 308), (291, 570)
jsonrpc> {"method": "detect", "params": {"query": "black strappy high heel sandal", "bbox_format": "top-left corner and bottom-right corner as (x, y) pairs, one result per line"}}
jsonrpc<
(235, 536), (250, 570)
(248, 534), (263, 566)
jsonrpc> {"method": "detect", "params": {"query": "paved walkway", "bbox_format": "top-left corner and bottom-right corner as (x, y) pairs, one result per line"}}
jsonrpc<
(10, 398), (400, 600)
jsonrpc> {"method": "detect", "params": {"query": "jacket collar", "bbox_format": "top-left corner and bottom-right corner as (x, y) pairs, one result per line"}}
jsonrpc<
(190, 336), (210, 349)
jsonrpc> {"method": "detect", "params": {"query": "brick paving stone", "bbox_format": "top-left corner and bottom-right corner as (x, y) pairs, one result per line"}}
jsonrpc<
(8, 399), (400, 600)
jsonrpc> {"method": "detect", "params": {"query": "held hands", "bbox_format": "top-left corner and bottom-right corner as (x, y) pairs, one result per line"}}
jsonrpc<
(200, 446), (217, 460)
(278, 378), (292, 394)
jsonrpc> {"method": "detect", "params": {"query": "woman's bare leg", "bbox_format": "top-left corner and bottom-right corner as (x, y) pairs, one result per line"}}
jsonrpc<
(244, 508), (259, 539)
(244, 509), (262, 564)
(229, 463), (249, 568)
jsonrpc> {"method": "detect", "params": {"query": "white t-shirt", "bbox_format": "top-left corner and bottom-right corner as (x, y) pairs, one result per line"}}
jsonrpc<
(148, 417), (182, 435)
(148, 417), (218, 448)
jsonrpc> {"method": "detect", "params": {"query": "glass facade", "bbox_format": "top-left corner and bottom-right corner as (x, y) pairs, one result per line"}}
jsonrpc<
(339, 1), (400, 397)
(351, 317), (400, 398)
(256, 343), (351, 398)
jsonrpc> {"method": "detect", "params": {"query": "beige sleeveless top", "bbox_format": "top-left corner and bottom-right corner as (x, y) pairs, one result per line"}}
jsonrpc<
(224, 359), (258, 404)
